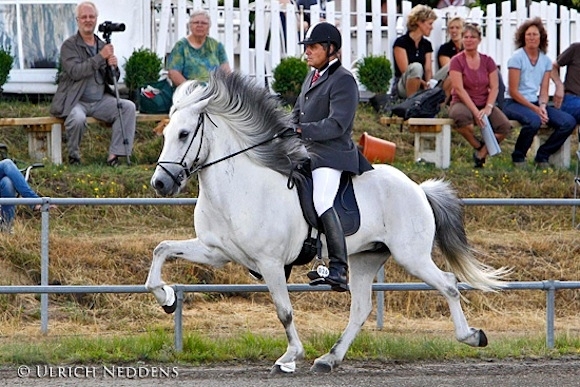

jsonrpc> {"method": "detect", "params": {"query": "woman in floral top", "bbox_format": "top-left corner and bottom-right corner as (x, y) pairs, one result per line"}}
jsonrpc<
(167, 9), (231, 86)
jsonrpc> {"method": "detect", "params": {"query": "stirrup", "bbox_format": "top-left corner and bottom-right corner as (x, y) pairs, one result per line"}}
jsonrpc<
(307, 265), (349, 292)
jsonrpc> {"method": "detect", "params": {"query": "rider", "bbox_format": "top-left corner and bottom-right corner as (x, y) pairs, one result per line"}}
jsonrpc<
(292, 22), (373, 292)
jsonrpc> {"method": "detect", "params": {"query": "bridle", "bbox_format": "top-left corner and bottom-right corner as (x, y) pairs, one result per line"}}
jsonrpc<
(156, 112), (297, 188)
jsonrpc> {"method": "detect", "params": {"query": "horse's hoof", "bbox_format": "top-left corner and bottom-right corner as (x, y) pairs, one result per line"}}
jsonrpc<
(162, 302), (177, 314)
(478, 329), (488, 347)
(310, 361), (332, 373)
(270, 363), (295, 374)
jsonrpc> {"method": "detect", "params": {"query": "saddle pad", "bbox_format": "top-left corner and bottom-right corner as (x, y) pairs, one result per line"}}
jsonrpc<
(293, 166), (360, 236)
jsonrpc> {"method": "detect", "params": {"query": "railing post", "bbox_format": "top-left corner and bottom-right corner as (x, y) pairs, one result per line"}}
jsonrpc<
(174, 287), (184, 352)
(545, 280), (556, 349)
(40, 198), (51, 334)
(376, 265), (385, 330)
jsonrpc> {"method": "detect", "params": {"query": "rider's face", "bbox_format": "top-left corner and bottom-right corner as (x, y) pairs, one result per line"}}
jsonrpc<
(304, 43), (327, 69)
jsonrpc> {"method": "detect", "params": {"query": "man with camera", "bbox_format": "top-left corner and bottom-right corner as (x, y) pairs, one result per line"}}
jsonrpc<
(50, 1), (135, 167)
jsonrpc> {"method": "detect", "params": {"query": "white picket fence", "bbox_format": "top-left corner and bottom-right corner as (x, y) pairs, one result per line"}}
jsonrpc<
(152, 0), (580, 93)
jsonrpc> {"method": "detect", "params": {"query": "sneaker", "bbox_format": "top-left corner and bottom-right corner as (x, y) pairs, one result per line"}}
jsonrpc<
(0, 219), (14, 234)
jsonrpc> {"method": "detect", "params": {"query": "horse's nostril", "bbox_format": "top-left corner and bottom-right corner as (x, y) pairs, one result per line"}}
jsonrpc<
(154, 180), (165, 190)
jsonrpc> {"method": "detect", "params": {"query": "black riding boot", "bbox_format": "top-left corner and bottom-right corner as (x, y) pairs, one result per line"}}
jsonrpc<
(307, 207), (349, 292)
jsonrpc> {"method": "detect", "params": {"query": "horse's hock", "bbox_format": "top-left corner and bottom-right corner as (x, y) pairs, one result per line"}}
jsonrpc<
(383, 117), (576, 169)
(0, 114), (168, 164)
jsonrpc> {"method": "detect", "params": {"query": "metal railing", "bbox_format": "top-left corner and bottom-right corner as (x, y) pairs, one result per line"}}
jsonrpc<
(1, 196), (580, 350)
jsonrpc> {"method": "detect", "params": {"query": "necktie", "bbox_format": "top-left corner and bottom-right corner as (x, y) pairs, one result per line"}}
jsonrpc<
(311, 70), (320, 85)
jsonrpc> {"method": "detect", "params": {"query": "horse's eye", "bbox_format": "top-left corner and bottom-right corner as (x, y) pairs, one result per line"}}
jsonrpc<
(178, 129), (189, 140)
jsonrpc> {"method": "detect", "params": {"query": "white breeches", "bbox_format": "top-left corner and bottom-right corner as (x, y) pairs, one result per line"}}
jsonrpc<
(312, 167), (341, 215)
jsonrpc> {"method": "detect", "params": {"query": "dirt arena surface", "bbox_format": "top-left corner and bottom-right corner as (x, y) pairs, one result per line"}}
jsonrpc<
(2, 358), (580, 387)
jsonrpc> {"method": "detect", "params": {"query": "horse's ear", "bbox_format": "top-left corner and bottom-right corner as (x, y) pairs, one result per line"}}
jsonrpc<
(191, 97), (211, 113)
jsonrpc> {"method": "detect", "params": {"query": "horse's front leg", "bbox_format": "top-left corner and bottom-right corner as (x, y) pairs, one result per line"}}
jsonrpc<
(145, 238), (228, 314)
(259, 264), (305, 374)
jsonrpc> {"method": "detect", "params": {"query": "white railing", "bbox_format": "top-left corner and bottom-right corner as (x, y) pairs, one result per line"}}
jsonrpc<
(152, 0), (580, 92)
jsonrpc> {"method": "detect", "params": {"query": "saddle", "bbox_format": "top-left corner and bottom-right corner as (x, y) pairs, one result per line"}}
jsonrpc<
(249, 162), (362, 283)
(291, 162), (361, 236)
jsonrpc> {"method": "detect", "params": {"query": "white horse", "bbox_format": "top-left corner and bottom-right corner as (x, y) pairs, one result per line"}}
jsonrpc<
(146, 70), (508, 373)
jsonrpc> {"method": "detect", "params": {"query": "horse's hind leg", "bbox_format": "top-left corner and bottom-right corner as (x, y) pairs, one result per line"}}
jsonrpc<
(311, 253), (386, 373)
(397, 255), (487, 347)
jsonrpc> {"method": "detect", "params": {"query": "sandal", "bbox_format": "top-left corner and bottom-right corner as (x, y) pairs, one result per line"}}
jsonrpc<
(107, 155), (120, 167)
(473, 151), (486, 168)
(472, 139), (486, 168)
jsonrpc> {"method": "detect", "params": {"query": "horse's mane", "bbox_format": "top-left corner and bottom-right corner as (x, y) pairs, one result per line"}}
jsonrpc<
(171, 69), (309, 177)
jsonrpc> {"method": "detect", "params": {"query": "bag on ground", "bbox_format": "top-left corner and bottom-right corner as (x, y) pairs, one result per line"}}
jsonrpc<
(139, 79), (174, 114)
(391, 87), (445, 120)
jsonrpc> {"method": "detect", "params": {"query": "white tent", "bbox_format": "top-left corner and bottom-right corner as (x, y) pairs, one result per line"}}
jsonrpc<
(1, 0), (150, 94)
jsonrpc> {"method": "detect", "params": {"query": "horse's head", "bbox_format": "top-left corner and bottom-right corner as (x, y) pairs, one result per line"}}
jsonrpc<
(151, 80), (211, 196)
(151, 69), (310, 197)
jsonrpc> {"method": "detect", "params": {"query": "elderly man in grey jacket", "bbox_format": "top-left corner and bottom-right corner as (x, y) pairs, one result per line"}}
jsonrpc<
(292, 22), (373, 292)
(50, 1), (135, 166)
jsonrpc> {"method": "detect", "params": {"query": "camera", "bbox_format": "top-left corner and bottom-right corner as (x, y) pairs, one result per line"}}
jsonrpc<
(98, 21), (126, 34)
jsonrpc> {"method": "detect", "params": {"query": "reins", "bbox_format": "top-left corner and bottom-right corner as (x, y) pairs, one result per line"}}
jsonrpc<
(156, 112), (297, 187)
(190, 124), (296, 175)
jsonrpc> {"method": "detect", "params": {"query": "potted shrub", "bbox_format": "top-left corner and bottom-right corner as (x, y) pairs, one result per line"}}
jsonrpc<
(123, 47), (164, 103)
(272, 56), (308, 106)
(355, 54), (393, 112)
(0, 45), (14, 94)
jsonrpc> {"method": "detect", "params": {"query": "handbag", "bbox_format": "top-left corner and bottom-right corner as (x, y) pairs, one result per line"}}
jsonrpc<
(391, 87), (446, 120)
(138, 79), (174, 114)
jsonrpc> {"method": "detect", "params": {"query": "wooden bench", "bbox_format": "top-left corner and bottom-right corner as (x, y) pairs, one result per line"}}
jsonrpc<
(400, 118), (575, 169)
(407, 118), (454, 168)
(0, 114), (168, 165)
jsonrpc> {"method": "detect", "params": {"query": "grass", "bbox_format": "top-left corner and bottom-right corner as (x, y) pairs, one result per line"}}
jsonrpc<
(0, 329), (577, 365)
(0, 97), (580, 364)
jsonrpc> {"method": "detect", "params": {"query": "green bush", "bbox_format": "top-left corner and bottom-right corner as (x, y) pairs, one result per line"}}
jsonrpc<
(355, 55), (393, 95)
(0, 45), (14, 91)
(123, 48), (163, 96)
(272, 56), (308, 98)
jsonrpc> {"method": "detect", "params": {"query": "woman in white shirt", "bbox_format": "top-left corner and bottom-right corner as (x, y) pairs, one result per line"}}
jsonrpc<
(502, 17), (576, 169)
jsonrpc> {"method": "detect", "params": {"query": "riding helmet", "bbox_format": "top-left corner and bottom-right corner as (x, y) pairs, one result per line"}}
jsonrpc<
(299, 22), (342, 51)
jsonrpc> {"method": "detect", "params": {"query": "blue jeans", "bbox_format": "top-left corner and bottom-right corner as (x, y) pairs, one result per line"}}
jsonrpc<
(0, 159), (39, 224)
(503, 99), (576, 163)
(561, 94), (580, 123)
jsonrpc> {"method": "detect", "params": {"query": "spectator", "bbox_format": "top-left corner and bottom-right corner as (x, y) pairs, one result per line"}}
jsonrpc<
(392, 5), (446, 98)
(436, 0), (473, 8)
(50, 1), (136, 167)
(503, 18), (576, 169)
(167, 9), (231, 87)
(437, 16), (464, 100)
(0, 159), (55, 234)
(438, 16), (464, 68)
(295, 0), (318, 32)
(551, 42), (580, 126)
(448, 23), (511, 168)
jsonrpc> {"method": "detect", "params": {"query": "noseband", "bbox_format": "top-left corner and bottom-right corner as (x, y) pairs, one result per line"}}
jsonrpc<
(156, 112), (296, 188)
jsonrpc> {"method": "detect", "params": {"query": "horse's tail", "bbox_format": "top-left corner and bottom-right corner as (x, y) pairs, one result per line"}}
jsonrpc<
(420, 179), (509, 292)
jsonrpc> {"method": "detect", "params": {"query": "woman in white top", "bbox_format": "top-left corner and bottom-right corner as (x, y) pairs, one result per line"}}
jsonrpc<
(502, 18), (576, 168)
